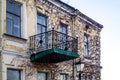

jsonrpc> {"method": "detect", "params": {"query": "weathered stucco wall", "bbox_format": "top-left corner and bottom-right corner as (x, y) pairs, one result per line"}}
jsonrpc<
(3, 34), (27, 52)
(0, 0), (2, 48)
(0, 0), (1, 36)
(1, 0), (102, 80)
(0, 53), (2, 80)
(0, 0), (2, 80)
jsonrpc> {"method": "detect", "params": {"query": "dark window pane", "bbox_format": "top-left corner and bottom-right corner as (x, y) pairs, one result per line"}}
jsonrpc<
(60, 23), (67, 49)
(6, 13), (13, 35)
(6, 0), (21, 37)
(37, 15), (46, 26)
(42, 27), (46, 33)
(84, 33), (90, 57)
(37, 25), (41, 34)
(60, 74), (68, 80)
(7, 69), (21, 80)
(7, 0), (21, 16)
(13, 16), (20, 37)
(37, 14), (47, 34)
(60, 23), (67, 34)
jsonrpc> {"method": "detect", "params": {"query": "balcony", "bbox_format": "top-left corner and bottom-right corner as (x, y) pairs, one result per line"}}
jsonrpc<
(29, 29), (79, 63)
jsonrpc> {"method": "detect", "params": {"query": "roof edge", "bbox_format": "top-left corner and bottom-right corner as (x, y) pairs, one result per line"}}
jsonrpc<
(57, 0), (103, 29)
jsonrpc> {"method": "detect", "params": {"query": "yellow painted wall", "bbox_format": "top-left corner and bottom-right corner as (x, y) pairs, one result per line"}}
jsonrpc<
(0, 0), (2, 79)
(0, 0), (2, 48)
(1, 0), (102, 80)
(2, 0), (101, 62)
(3, 0), (27, 52)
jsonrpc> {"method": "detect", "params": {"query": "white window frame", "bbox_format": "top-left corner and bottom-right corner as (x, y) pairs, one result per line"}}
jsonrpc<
(6, 0), (22, 37)
(38, 72), (48, 80)
(60, 73), (68, 80)
(37, 13), (47, 34)
(7, 68), (23, 80)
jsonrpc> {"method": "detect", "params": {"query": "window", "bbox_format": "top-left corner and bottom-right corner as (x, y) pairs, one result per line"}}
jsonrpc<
(38, 72), (48, 80)
(92, 75), (95, 80)
(60, 23), (67, 34)
(37, 13), (47, 50)
(79, 74), (84, 80)
(37, 13), (47, 34)
(6, 0), (21, 37)
(60, 73), (68, 80)
(84, 75), (89, 80)
(60, 23), (68, 50)
(94, 36), (97, 53)
(84, 33), (90, 57)
(7, 68), (21, 80)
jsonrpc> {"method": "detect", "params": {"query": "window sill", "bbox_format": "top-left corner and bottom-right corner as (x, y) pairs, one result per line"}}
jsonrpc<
(3, 33), (27, 41)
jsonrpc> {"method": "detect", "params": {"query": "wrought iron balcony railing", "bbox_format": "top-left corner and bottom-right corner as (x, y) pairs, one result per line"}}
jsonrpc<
(29, 29), (78, 54)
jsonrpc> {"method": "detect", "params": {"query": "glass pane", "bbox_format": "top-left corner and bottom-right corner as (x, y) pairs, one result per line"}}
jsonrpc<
(63, 26), (67, 34)
(60, 24), (67, 50)
(88, 36), (90, 43)
(37, 25), (41, 34)
(92, 75), (95, 80)
(42, 27), (46, 33)
(84, 35), (87, 42)
(7, 0), (21, 16)
(60, 24), (67, 34)
(84, 34), (91, 56)
(60, 74), (67, 80)
(13, 16), (20, 37)
(84, 45), (87, 56)
(7, 69), (21, 80)
(37, 25), (46, 34)
(38, 72), (47, 80)
(60, 75), (64, 80)
(6, 13), (12, 35)
(37, 15), (46, 26)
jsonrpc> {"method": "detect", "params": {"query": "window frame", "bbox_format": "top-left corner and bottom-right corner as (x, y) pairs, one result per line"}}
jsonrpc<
(94, 36), (97, 53)
(38, 72), (48, 80)
(59, 23), (68, 50)
(7, 68), (22, 80)
(60, 73), (68, 80)
(37, 13), (47, 34)
(84, 33), (91, 57)
(6, 0), (22, 37)
(60, 23), (68, 34)
(92, 75), (95, 80)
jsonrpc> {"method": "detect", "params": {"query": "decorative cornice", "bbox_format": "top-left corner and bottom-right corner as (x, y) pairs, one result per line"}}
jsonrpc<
(36, 0), (103, 30)
(76, 10), (103, 29)
(36, 0), (73, 17)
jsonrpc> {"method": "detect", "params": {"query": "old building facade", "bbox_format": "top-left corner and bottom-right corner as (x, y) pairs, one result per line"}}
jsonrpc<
(0, 0), (103, 80)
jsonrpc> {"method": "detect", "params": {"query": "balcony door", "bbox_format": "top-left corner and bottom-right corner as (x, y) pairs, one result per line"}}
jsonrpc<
(60, 23), (68, 50)
(37, 13), (47, 51)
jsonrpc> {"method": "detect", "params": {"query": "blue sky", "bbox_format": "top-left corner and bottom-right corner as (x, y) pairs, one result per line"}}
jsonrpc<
(62, 0), (120, 80)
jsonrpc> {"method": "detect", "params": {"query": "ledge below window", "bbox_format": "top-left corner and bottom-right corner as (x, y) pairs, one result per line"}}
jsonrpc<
(3, 33), (27, 41)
